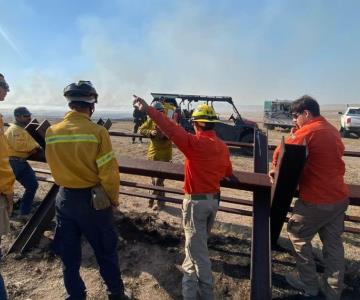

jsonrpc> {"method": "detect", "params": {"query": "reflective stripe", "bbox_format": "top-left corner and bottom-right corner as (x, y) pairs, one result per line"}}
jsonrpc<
(46, 134), (98, 144)
(96, 151), (115, 168)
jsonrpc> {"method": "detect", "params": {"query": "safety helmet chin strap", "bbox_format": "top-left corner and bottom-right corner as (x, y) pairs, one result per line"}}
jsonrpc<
(194, 121), (206, 128)
(90, 103), (95, 116)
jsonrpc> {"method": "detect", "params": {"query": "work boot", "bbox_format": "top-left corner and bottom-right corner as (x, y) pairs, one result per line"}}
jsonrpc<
(108, 289), (133, 300)
(286, 273), (319, 297)
(319, 276), (343, 300)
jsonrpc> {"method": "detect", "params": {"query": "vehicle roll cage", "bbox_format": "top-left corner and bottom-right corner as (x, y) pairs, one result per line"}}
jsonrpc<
(151, 92), (242, 121)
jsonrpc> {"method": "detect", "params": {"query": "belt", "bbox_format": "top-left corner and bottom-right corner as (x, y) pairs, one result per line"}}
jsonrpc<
(9, 156), (27, 161)
(61, 186), (93, 191)
(184, 193), (220, 201)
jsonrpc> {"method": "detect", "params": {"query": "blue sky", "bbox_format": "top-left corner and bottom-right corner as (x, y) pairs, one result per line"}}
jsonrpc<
(1, 0), (360, 111)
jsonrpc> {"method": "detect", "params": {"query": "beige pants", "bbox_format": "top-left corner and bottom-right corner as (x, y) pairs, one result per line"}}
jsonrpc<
(182, 196), (219, 300)
(0, 194), (10, 236)
(287, 198), (349, 300)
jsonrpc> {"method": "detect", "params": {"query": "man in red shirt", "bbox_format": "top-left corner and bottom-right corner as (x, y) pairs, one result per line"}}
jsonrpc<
(134, 96), (232, 300)
(270, 95), (349, 300)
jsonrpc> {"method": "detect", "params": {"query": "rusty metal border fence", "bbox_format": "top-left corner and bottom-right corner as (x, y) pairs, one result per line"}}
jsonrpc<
(108, 130), (360, 158)
(6, 119), (360, 300)
(4, 122), (360, 157)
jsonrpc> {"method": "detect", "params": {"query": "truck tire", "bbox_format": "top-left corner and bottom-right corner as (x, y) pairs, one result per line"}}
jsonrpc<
(340, 127), (350, 138)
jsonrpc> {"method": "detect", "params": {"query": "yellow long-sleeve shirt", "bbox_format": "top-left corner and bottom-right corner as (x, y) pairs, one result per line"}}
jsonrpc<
(45, 111), (120, 206)
(5, 124), (39, 158)
(0, 113), (15, 195)
(139, 118), (172, 161)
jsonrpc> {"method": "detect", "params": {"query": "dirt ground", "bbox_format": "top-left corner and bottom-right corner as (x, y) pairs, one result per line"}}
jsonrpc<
(1, 106), (360, 299)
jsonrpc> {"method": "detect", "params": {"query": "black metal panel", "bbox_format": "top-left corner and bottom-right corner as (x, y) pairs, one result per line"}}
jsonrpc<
(103, 118), (112, 130)
(270, 140), (307, 247)
(251, 131), (271, 300)
(8, 184), (58, 254)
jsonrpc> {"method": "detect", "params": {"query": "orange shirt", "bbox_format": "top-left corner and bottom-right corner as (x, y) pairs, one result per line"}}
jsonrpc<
(147, 107), (233, 194)
(272, 116), (348, 204)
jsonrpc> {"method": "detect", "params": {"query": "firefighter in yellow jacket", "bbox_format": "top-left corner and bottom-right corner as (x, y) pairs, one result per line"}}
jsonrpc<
(5, 107), (40, 219)
(0, 73), (15, 299)
(139, 101), (172, 210)
(45, 81), (128, 300)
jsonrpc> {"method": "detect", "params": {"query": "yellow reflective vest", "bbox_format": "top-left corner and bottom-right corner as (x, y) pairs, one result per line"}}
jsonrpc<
(0, 113), (15, 195)
(139, 118), (172, 162)
(5, 124), (39, 158)
(45, 111), (120, 206)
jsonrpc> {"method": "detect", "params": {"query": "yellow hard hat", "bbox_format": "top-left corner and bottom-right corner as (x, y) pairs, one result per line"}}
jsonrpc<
(191, 103), (219, 123)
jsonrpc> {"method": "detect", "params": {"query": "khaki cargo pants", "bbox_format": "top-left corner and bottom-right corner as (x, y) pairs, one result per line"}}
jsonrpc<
(287, 198), (349, 300)
(181, 195), (219, 300)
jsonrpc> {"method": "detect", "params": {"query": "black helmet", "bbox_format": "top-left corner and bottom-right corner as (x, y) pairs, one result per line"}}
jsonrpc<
(63, 80), (98, 103)
(14, 106), (31, 117)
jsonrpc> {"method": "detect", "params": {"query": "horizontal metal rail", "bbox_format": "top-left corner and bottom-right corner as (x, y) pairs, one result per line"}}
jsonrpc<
(31, 152), (360, 205)
(107, 131), (360, 157)
(31, 168), (360, 227)
(4, 123), (359, 157)
(119, 190), (253, 216)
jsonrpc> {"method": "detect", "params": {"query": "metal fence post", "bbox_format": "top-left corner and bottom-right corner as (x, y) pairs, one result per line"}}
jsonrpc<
(250, 130), (271, 300)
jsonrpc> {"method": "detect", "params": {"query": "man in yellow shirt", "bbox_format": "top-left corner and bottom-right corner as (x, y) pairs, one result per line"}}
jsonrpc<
(45, 81), (128, 299)
(5, 107), (40, 219)
(139, 101), (172, 210)
(0, 73), (15, 300)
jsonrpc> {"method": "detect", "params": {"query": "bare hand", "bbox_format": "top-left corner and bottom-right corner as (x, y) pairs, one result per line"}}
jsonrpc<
(150, 130), (157, 137)
(268, 170), (276, 184)
(133, 95), (149, 112)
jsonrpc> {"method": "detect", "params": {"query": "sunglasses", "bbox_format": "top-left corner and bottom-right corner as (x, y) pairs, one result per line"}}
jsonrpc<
(291, 112), (303, 119)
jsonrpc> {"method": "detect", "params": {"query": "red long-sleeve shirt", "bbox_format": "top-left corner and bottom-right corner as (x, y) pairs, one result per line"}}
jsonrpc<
(147, 106), (233, 194)
(272, 116), (348, 204)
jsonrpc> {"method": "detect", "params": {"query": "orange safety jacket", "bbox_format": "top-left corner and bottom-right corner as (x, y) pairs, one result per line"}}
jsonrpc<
(272, 116), (348, 204)
(0, 113), (15, 195)
(147, 106), (233, 194)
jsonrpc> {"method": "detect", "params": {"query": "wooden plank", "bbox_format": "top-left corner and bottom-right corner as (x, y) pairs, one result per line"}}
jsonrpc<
(270, 139), (307, 247)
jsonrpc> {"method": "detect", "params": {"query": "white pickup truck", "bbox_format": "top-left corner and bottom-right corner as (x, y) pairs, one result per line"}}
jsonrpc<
(339, 107), (360, 138)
